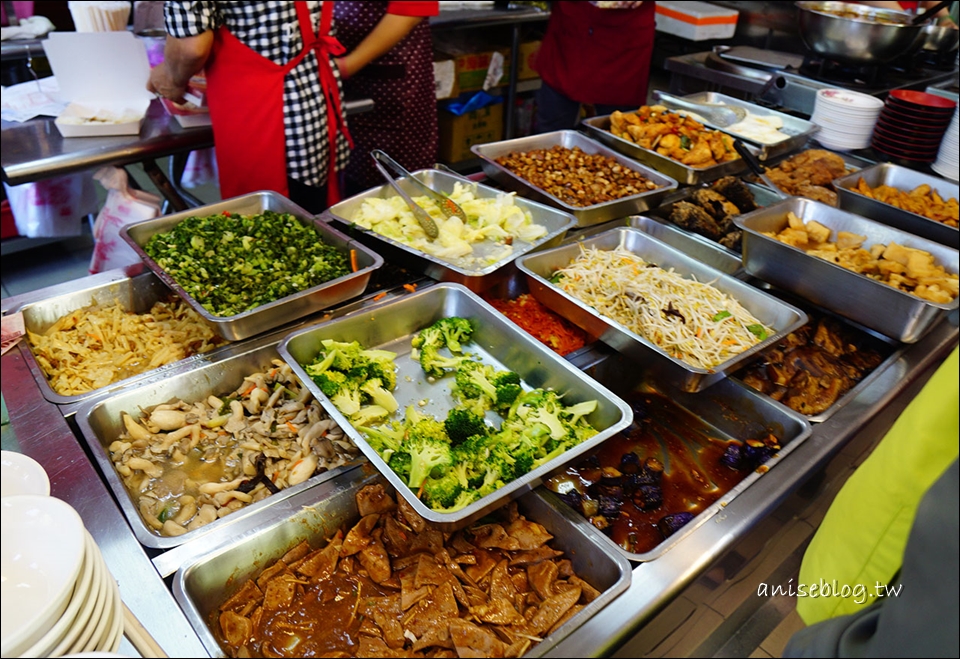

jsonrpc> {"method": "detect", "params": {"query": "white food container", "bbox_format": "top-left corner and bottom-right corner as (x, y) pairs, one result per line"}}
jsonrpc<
(43, 31), (152, 137)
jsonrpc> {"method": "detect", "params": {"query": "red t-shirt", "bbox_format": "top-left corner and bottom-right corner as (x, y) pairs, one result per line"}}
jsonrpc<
(535, 1), (656, 107)
(386, 1), (439, 17)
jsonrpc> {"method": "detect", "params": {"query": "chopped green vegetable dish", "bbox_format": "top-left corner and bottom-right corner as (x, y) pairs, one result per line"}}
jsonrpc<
(144, 211), (350, 317)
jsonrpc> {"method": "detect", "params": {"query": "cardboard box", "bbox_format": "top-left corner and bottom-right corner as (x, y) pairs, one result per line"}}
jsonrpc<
(655, 1), (738, 41)
(438, 103), (504, 163)
(43, 31), (152, 137)
(518, 40), (541, 81)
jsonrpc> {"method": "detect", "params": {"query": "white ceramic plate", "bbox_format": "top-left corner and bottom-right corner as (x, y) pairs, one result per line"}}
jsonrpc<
(0, 451), (50, 497)
(0, 496), (86, 657)
(51, 533), (104, 657)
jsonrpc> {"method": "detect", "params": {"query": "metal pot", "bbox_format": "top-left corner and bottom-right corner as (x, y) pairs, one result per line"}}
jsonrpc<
(796, 1), (927, 65)
(922, 23), (960, 52)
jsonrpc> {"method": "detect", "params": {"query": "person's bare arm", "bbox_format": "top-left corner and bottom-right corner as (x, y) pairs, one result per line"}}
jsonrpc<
(335, 14), (423, 79)
(147, 32), (214, 103)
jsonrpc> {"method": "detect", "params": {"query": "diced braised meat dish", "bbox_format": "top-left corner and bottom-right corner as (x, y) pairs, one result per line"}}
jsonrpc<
(214, 484), (602, 658)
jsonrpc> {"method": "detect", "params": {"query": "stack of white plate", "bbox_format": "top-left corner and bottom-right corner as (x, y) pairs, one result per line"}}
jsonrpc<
(1, 496), (124, 658)
(932, 109), (960, 182)
(810, 88), (884, 151)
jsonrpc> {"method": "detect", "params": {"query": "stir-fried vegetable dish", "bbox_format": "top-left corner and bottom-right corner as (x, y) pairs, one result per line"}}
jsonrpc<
(144, 211), (350, 317)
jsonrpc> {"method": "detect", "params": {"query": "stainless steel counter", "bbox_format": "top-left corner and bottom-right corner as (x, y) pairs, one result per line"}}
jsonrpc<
(1, 271), (956, 657)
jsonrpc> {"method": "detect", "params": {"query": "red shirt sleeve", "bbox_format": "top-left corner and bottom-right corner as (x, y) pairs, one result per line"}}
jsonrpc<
(386, 1), (439, 17)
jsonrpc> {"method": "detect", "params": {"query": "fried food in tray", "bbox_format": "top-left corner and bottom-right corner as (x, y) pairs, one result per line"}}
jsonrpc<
(493, 145), (662, 207)
(766, 212), (959, 304)
(214, 483), (602, 658)
(609, 105), (739, 168)
(739, 315), (889, 416)
(668, 176), (757, 252)
(854, 178), (960, 228)
(762, 149), (850, 206)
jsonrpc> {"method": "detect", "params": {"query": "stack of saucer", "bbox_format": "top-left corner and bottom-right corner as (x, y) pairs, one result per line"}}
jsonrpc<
(932, 108), (960, 182)
(872, 90), (957, 164)
(1, 495), (123, 658)
(810, 89), (884, 151)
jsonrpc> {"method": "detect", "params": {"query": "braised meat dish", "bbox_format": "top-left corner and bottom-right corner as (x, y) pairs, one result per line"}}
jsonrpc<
(214, 484), (602, 658)
(668, 176), (756, 252)
(739, 315), (888, 416)
(762, 149), (850, 206)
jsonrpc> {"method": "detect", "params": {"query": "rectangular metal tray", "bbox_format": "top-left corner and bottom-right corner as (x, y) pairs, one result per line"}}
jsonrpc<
(634, 180), (786, 274)
(580, 115), (752, 186)
(516, 227), (808, 392)
(663, 92), (818, 161)
(324, 169), (575, 293)
(745, 147), (874, 196)
(470, 130), (679, 226)
(74, 340), (362, 549)
(832, 163), (959, 248)
(122, 191), (383, 341)
(735, 197), (960, 343)
(731, 285), (901, 424)
(173, 467), (633, 658)
(278, 282), (633, 528)
(11, 270), (229, 406)
(542, 372), (811, 562)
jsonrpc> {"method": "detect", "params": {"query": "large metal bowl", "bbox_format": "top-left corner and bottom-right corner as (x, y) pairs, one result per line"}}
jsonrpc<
(796, 1), (926, 65)
(922, 23), (960, 52)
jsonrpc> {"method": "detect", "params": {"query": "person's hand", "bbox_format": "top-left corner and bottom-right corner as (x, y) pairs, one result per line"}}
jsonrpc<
(334, 56), (353, 81)
(147, 62), (187, 104)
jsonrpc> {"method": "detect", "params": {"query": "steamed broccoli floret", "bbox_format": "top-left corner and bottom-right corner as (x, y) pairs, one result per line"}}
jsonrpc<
(436, 317), (473, 353)
(432, 489), (481, 513)
(351, 404), (391, 426)
(365, 360), (397, 391)
(309, 369), (348, 398)
(388, 451), (412, 482)
(330, 384), (363, 417)
(448, 461), (472, 489)
(422, 471), (464, 509)
(492, 371), (522, 410)
(406, 436), (453, 489)
(319, 339), (364, 371)
(360, 378), (399, 413)
(528, 406), (567, 441)
(477, 466), (506, 498)
(444, 408), (488, 446)
(411, 323), (444, 351)
(420, 345), (471, 379)
(359, 421), (404, 460)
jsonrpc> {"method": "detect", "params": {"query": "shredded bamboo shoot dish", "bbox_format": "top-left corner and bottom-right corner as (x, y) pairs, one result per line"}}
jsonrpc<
(550, 243), (771, 369)
(27, 300), (221, 396)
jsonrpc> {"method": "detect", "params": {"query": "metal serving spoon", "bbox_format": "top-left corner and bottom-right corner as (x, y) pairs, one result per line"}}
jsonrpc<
(655, 91), (747, 128)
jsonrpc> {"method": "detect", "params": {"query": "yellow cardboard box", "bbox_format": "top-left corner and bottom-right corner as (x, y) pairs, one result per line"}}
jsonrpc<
(518, 40), (541, 81)
(438, 103), (504, 164)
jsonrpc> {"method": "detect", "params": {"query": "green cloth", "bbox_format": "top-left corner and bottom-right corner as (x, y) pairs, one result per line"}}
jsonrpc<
(796, 347), (960, 625)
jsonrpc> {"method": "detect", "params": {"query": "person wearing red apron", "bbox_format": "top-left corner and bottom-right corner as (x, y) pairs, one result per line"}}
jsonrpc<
(534, 1), (656, 133)
(333, 1), (439, 193)
(149, 2), (352, 213)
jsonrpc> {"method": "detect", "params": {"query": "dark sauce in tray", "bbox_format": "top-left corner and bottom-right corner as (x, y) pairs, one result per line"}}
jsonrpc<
(547, 392), (771, 555)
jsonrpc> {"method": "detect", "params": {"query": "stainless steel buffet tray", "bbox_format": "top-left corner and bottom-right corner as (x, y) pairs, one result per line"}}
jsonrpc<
(471, 130), (679, 226)
(833, 162), (959, 248)
(580, 115), (752, 185)
(517, 227), (808, 392)
(122, 191), (383, 341)
(278, 282), (633, 528)
(735, 197), (959, 343)
(74, 340), (362, 549)
(324, 169), (575, 292)
(543, 374), (811, 562)
(10, 270), (229, 406)
(173, 466), (633, 658)
(661, 92), (819, 161)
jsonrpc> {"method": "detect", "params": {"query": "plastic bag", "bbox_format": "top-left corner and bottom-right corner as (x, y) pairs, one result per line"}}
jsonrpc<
(180, 147), (218, 189)
(3, 172), (99, 238)
(88, 166), (162, 274)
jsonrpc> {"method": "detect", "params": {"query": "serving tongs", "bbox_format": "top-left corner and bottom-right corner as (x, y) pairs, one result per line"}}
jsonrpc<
(371, 150), (468, 240)
(733, 139), (788, 199)
(654, 91), (747, 128)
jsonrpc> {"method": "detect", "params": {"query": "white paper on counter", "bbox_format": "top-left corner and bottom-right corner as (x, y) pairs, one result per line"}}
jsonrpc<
(0, 77), (66, 122)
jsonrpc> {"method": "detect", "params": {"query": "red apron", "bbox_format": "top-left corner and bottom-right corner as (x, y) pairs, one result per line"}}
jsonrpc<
(204, 1), (352, 205)
(535, 1), (656, 108)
